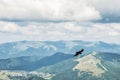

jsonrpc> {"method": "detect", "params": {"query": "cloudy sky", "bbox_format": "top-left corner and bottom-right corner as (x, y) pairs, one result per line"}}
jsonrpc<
(0, 0), (120, 44)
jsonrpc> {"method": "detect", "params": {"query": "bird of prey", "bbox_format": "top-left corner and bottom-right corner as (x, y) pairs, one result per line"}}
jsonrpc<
(74, 49), (84, 56)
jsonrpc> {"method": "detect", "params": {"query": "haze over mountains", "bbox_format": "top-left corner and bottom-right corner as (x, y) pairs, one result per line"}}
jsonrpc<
(0, 40), (120, 59)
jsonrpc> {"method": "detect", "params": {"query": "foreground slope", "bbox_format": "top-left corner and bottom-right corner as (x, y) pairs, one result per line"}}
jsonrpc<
(0, 52), (72, 71)
(0, 51), (120, 80)
(38, 51), (120, 80)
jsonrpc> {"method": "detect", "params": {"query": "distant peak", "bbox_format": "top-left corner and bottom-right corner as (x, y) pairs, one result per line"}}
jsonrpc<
(54, 52), (65, 55)
(91, 51), (98, 55)
(73, 51), (107, 77)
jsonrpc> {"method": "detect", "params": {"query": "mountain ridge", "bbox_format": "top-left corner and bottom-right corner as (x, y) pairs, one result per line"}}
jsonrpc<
(37, 51), (120, 80)
(0, 52), (73, 71)
(0, 40), (120, 59)
(0, 51), (120, 80)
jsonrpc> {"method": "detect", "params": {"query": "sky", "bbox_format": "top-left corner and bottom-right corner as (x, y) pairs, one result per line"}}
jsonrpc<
(0, 0), (120, 44)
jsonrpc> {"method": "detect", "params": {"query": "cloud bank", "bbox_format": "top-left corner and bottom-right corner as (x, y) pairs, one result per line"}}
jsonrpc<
(0, 0), (120, 44)
(0, 21), (120, 44)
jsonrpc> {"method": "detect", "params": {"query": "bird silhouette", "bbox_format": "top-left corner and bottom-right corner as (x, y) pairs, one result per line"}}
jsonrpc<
(74, 49), (84, 56)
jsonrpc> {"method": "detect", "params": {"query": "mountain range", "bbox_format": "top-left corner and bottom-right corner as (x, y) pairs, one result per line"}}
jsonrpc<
(0, 51), (120, 80)
(0, 40), (120, 80)
(0, 40), (120, 59)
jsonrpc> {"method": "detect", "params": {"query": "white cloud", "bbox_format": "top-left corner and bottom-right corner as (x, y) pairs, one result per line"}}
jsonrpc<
(0, 0), (119, 22)
(0, 21), (120, 44)
(0, 21), (20, 33)
(0, 0), (120, 44)
(108, 31), (119, 36)
(0, 0), (101, 21)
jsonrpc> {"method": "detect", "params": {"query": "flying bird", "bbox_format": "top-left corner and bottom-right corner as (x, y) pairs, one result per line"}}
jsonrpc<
(74, 49), (84, 56)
